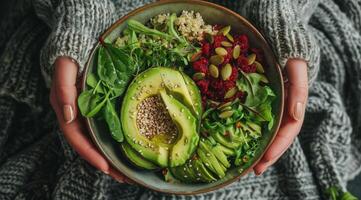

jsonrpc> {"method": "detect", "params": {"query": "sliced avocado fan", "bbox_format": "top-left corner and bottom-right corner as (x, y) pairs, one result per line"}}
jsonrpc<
(121, 67), (201, 168)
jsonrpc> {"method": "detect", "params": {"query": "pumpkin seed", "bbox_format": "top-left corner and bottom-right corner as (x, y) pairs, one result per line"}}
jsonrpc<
(210, 55), (224, 65)
(221, 106), (232, 112)
(218, 102), (232, 110)
(204, 33), (214, 44)
(209, 100), (221, 106)
(209, 64), (219, 78)
(190, 51), (202, 62)
(219, 110), (234, 118)
(254, 61), (265, 73)
(221, 41), (233, 47)
(193, 72), (205, 81)
(219, 26), (231, 36)
(233, 45), (241, 59)
(224, 87), (238, 99)
(260, 74), (269, 83)
(221, 64), (232, 80)
(247, 53), (256, 65)
(226, 33), (234, 42)
(215, 47), (228, 56)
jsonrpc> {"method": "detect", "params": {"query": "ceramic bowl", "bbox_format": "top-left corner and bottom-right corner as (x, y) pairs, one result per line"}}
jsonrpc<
(82, 0), (284, 195)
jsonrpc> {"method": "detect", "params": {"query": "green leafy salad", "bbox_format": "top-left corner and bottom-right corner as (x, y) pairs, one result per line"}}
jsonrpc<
(78, 11), (276, 183)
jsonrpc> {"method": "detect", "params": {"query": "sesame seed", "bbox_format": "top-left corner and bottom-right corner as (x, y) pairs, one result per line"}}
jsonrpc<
(136, 95), (178, 141)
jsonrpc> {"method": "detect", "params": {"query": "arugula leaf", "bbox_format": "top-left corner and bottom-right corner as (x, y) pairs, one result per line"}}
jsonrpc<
(127, 19), (173, 40)
(237, 72), (275, 130)
(167, 13), (184, 42)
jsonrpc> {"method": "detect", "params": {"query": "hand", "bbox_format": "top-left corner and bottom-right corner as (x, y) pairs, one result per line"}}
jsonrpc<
(50, 57), (132, 183)
(253, 59), (308, 175)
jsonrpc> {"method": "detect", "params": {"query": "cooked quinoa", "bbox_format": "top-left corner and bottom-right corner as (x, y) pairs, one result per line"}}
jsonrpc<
(136, 95), (178, 141)
(151, 10), (217, 42)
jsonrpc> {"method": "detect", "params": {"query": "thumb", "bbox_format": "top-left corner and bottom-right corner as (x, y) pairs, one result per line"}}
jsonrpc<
(54, 57), (79, 124)
(286, 59), (308, 121)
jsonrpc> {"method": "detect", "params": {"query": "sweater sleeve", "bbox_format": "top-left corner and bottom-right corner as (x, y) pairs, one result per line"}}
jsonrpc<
(245, 0), (321, 84)
(33, 0), (116, 86)
(217, 0), (321, 85)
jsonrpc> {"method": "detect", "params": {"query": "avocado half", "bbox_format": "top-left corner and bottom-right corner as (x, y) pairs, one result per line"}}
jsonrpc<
(121, 67), (202, 168)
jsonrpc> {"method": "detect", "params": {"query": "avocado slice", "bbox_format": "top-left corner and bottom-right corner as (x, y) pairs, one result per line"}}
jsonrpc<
(121, 67), (201, 167)
(197, 146), (225, 178)
(192, 158), (217, 182)
(121, 142), (158, 170)
(203, 139), (231, 168)
(217, 144), (235, 156)
(161, 70), (200, 117)
(160, 90), (199, 167)
(210, 132), (240, 149)
(170, 165), (193, 183)
(180, 72), (203, 119)
(184, 161), (198, 181)
(164, 169), (180, 183)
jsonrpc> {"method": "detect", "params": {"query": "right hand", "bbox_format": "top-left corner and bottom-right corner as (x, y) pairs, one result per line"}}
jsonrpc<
(50, 57), (133, 184)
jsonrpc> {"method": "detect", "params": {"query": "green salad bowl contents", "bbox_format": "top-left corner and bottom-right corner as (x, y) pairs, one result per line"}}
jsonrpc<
(79, 0), (284, 195)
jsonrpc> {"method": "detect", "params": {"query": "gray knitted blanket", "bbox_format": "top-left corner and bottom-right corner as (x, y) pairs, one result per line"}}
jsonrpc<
(0, 0), (360, 199)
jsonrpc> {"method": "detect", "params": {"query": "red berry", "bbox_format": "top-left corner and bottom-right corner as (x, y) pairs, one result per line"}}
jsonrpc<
(223, 80), (236, 91)
(193, 57), (209, 74)
(213, 35), (226, 48)
(251, 48), (264, 64)
(197, 79), (209, 94)
(241, 63), (257, 73)
(229, 67), (238, 82)
(202, 42), (211, 57)
(237, 56), (249, 67)
(209, 78), (224, 90)
(235, 34), (249, 52)
(222, 48), (233, 64)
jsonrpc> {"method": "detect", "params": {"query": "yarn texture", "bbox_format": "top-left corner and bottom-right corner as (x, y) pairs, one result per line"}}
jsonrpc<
(0, 0), (360, 199)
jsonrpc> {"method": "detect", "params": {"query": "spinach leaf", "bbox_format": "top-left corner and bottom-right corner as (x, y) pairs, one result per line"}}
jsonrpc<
(86, 73), (104, 94)
(78, 90), (104, 117)
(103, 43), (129, 73)
(97, 46), (117, 86)
(104, 99), (124, 142)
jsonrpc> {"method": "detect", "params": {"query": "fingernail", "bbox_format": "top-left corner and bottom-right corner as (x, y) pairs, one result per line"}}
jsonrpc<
(255, 169), (265, 176)
(103, 170), (109, 175)
(63, 105), (74, 124)
(293, 102), (304, 121)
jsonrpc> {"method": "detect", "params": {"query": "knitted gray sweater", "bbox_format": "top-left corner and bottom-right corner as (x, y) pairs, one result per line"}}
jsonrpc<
(0, 0), (360, 199)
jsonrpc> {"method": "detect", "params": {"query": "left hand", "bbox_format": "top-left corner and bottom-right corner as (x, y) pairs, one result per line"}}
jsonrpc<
(253, 59), (308, 175)
(50, 57), (133, 184)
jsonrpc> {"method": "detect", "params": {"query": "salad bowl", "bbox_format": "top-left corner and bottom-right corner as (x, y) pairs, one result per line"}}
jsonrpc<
(81, 0), (284, 195)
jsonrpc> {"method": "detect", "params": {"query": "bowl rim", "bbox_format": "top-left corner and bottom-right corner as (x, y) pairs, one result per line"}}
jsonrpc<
(81, 0), (284, 195)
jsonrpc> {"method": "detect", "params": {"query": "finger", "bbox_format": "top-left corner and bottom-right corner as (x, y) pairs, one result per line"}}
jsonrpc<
(253, 140), (288, 176)
(50, 83), (110, 174)
(54, 57), (79, 124)
(109, 167), (135, 184)
(286, 59), (308, 121)
(254, 105), (304, 175)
